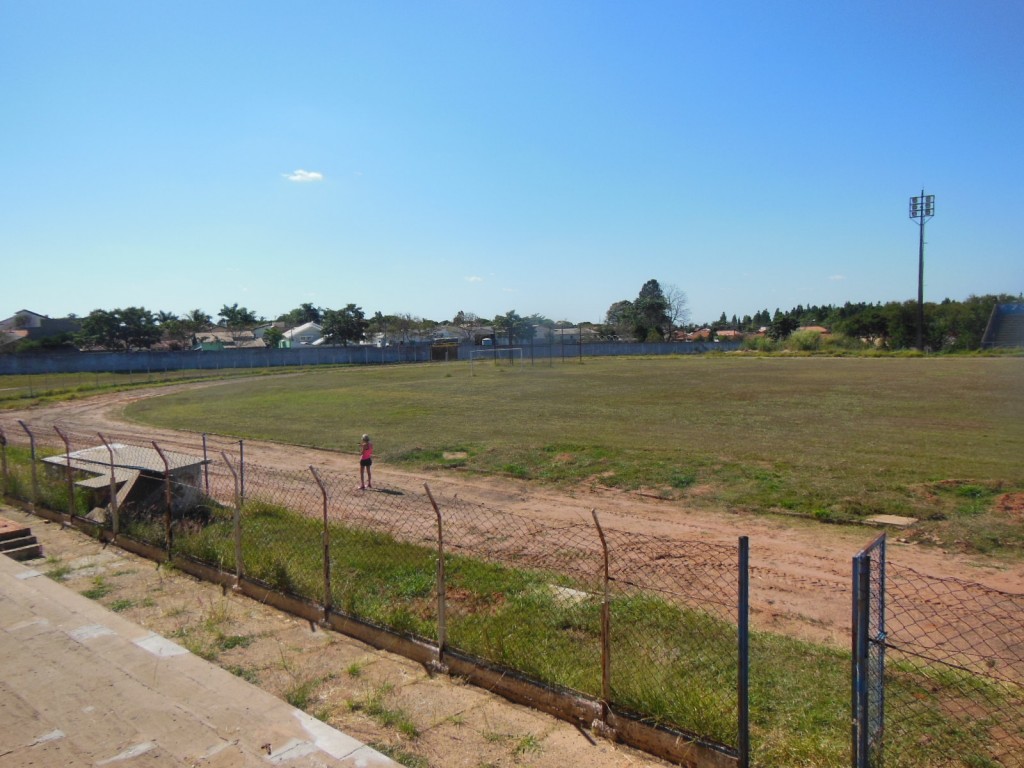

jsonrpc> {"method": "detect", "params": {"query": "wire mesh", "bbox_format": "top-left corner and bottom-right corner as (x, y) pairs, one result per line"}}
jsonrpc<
(0, 417), (750, 751)
(605, 529), (741, 747)
(882, 562), (1024, 767)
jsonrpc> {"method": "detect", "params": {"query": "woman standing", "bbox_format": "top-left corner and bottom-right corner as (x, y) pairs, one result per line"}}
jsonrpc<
(359, 434), (373, 490)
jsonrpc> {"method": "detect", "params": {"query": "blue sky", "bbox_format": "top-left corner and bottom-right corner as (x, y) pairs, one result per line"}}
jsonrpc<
(2, 1), (1022, 326)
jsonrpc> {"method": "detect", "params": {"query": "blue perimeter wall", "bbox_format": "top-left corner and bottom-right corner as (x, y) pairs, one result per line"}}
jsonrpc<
(0, 341), (742, 375)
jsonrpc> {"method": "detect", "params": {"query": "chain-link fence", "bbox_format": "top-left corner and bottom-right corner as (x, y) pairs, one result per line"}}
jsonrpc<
(854, 533), (1024, 767)
(884, 561), (1024, 767)
(0, 418), (748, 766)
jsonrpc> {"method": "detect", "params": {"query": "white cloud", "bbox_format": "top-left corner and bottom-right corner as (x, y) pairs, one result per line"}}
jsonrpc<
(284, 169), (324, 182)
(828, 274), (847, 282)
(464, 276), (484, 283)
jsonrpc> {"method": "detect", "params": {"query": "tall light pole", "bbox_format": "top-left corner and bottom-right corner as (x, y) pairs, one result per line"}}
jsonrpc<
(909, 190), (935, 351)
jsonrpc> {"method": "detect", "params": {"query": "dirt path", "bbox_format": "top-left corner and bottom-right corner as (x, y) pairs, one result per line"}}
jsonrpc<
(5, 381), (1024, 650)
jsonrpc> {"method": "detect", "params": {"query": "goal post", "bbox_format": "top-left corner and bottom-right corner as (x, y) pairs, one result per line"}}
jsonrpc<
(469, 347), (523, 373)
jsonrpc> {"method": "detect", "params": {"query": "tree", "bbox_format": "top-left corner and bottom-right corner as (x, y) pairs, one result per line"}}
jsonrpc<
(392, 313), (416, 343)
(453, 310), (484, 342)
(663, 284), (690, 339)
(603, 300), (635, 340)
(262, 326), (285, 348)
(77, 310), (120, 350)
(321, 304), (368, 346)
(184, 309), (212, 330)
(493, 310), (533, 345)
(218, 303), (259, 344)
(77, 307), (161, 351)
(218, 303), (258, 328)
(160, 318), (191, 350)
(767, 314), (800, 341)
(278, 303), (322, 327)
(635, 279), (671, 341)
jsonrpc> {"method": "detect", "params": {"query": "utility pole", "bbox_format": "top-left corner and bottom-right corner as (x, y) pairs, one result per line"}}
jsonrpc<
(908, 190), (935, 351)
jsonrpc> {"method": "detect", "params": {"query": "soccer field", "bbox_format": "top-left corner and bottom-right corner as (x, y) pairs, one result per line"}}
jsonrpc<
(126, 356), (1024, 541)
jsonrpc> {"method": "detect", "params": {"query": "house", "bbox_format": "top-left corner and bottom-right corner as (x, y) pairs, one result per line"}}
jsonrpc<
(192, 329), (264, 351)
(796, 326), (831, 337)
(551, 327), (601, 344)
(253, 322), (286, 340)
(282, 322), (323, 347)
(0, 329), (28, 352)
(0, 310), (81, 341)
(0, 309), (47, 331)
(684, 328), (713, 342)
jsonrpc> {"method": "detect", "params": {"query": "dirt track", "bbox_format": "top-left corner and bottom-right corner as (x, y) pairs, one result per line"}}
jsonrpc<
(5, 380), (1024, 647)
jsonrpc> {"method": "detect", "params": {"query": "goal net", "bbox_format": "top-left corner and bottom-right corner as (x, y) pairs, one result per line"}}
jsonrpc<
(469, 347), (524, 368)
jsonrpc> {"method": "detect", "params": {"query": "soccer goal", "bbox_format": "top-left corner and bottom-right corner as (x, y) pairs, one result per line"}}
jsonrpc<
(469, 347), (523, 372)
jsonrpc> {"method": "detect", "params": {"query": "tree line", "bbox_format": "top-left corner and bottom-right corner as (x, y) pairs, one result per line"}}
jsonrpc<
(5, 287), (1018, 353)
(701, 293), (1020, 351)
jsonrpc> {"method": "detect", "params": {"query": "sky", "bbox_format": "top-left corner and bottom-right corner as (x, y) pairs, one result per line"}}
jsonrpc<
(2, 1), (1022, 327)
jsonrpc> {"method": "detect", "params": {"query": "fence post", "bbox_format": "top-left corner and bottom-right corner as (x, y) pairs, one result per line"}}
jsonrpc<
(221, 452), (244, 585)
(201, 433), (210, 495)
(423, 484), (448, 671)
(152, 442), (173, 556)
(591, 509), (612, 725)
(309, 466), (332, 621)
(98, 433), (119, 539)
(738, 536), (750, 768)
(238, 440), (245, 505)
(53, 426), (75, 525)
(0, 427), (7, 496)
(852, 553), (869, 768)
(17, 421), (38, 512)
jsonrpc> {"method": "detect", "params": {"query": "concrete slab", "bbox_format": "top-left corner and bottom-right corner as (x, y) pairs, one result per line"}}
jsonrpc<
(864, 514), (919, 528)
(0, 553), (398, 768)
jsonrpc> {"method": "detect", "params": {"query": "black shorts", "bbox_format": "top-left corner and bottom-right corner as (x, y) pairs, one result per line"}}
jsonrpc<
(360, 458), (372, 467)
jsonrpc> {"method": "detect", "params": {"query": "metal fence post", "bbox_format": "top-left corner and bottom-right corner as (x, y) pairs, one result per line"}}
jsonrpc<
(201, 433), (210, 495)
(221, 452), (243, 584)
(238, 439), (245, 505)
(0, 426), (8, 496)
(423, 484), (448, 671)
(53, 426), (75, 524)
(853, 553), (869, 768)
(310, 466), (332, 621)
(17, 421), (38, 511)
(853, 533), (886, 768)
(98, 433), (119, 538)
(738, 535), (750, 768)
(591, 509), (612, 724)
(152, 442), (173, 555)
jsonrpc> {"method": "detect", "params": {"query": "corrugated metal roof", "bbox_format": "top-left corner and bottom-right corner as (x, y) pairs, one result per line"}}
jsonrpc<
(42, 444), (207, 474)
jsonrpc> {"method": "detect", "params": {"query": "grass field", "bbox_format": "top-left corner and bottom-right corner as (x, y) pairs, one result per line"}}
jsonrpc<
(123, 356), (1024, 555)
(0, 367), (278, 407)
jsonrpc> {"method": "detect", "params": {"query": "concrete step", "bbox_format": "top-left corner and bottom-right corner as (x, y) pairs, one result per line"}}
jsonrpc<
(2, 540), (43, 561)
(0, 518), (32, 542)
(0, 517), (42, 561)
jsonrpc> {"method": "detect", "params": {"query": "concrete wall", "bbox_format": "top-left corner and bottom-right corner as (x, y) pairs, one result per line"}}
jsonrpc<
(0, 340), (743, 375)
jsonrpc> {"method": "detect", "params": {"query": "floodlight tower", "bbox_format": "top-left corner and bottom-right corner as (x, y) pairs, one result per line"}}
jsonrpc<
(909, 190), (935, 351)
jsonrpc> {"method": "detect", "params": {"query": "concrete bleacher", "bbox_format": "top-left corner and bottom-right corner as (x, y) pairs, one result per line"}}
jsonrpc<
(981, 304), (1024, 348)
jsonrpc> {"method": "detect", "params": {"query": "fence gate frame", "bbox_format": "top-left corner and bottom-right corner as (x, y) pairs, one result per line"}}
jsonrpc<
(852, 532), (887, 768)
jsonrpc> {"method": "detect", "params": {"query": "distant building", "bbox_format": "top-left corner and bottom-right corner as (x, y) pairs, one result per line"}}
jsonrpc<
(282, 322), (323, 347)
